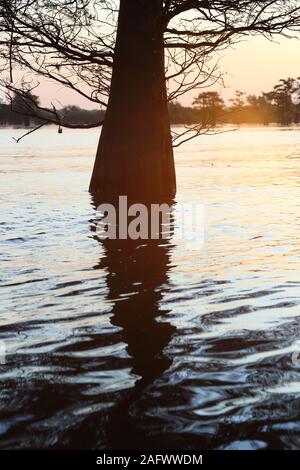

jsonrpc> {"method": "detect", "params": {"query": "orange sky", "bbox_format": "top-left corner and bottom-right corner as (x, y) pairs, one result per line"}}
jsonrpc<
(210, 35), (300, 103)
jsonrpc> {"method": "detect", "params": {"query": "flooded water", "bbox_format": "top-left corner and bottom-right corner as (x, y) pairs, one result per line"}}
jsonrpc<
(1, 126), (300, 449)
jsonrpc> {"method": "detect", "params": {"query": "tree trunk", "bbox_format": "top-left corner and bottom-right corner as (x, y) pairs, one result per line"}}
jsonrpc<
(89, 0), (176, 201)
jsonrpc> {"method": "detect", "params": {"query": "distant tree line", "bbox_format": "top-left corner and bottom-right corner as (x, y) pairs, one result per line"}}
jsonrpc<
(1, 78), (300, 129)
(0, 94), (105, 129)
(169, 78), (300, 126)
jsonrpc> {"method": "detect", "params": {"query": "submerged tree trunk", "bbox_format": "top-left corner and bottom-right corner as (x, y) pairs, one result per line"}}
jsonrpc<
(89, 0), (176, 201)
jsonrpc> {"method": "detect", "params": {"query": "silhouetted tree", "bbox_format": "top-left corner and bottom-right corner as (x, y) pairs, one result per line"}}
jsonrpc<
(1, 1), (300, 197)
(0, 91), (41, 127)
(193, 91), (224, 126)
(264, 78), (299, 125)
(229, 90), (247, 125)
(11, 92), (40, 126)
(168, 101), (198, 125)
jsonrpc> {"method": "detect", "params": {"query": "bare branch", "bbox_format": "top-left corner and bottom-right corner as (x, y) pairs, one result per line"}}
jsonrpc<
(12, 121), (48, 143)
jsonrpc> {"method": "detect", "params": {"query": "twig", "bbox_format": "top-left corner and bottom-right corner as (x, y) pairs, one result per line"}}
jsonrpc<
(12, 121), (48, 143)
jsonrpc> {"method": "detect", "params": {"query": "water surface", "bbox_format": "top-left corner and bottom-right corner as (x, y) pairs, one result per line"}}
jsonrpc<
(1, 126), (300, 449)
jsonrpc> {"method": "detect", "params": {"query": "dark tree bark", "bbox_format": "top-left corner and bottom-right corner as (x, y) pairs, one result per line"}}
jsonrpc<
(89, 0), (176, 201)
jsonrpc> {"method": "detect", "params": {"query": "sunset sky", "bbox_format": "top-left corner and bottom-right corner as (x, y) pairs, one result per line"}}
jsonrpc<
(217, 35), (300, 102)
(26, 35), (300, 109)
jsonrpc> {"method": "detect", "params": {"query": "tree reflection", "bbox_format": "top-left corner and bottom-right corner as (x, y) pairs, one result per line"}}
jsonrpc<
(90, 195), (177, 448)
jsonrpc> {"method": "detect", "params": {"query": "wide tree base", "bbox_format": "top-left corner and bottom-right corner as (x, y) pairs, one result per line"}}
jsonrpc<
(89, 179), (176, 206)
(89, 0), (176, 205)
